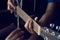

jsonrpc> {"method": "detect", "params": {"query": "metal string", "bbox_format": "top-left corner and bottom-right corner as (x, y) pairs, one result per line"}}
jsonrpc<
(16, 0), (23, 29)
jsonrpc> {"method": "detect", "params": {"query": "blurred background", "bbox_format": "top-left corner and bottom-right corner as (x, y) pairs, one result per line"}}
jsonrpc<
(0, 0), (60, 39)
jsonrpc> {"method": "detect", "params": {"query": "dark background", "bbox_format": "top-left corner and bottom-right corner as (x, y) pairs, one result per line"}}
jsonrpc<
(0, 0), (60, 34)
(0, 0), (60, 25)
(0, 0), (60, 40)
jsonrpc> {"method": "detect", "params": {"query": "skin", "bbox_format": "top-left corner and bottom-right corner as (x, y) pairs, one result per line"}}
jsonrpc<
(39, 3), (55, 26)
(5, 28), (24, 40)
(25, 2), (55, 34)
(6, 0), (55, 40)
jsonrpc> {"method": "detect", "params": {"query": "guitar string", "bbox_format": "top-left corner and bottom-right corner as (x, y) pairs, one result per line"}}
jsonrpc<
(16, 0), (59, 39)
(34, 0), (59, 38)
(41, 27), (59, 39)
(17, 5), (59, 39)
(16, 0), (23, 29)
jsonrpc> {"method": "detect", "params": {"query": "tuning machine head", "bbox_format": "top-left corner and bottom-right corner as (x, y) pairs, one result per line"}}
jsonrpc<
(45, 29), (49, 33)
(44, 37), (49, 40)
(57, 35), (60, 39)
(50, 32), (55, 36)
(50, 23), (55, 29)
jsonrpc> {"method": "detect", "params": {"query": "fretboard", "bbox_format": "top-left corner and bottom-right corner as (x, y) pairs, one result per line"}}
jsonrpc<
(16, 7), (60, 40)
(16, 6), (41, 35)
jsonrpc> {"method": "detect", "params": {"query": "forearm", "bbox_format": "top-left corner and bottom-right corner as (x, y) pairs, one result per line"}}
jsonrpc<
(39, 3), (55, 26)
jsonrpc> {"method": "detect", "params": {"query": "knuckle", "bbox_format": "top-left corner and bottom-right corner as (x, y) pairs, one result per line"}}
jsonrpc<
(5, 37), (10, 40)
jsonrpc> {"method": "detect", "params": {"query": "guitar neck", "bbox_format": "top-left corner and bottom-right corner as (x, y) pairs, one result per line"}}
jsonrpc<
(16, 6), (60, 40)
(16, 6), (41, 35)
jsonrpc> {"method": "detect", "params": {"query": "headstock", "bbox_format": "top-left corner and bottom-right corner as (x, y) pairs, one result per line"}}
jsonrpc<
(41, 27), (60, 40)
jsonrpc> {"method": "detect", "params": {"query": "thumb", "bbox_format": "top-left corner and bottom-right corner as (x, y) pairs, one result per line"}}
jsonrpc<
(34, 17), (38, 22)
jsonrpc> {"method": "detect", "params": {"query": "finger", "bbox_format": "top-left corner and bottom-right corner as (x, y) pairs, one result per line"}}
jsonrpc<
(24, 19), (30, 31)
(5, 29), (21, 40)
(16, 36), (24, 40)
(8, 4), (15, 11)
(11, 31), (24, 40)
(34, 17), (38, 22)
(8, 0), (16, 10)
(29, 20), (34, 33)
(8, 2), (16, 10)
(16, 38), (21, 40)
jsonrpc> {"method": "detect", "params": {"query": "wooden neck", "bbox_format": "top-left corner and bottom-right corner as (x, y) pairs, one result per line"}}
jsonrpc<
(16, 6), (41, 35)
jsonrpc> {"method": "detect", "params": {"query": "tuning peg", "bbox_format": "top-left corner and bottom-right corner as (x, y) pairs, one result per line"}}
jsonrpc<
(45, 29), (49, 33)
(50, 32), (55, 36)
(44, 37), (48, 40)
(57, 35), (60, 39)
(50, 23), (55, 29)
(56, 26), (59, 30)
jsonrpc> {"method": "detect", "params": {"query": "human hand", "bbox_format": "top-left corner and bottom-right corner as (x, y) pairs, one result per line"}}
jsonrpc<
(24, 17), (38, 34)
(7, 0), (17, 13)
(5, 28), (24, 40)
